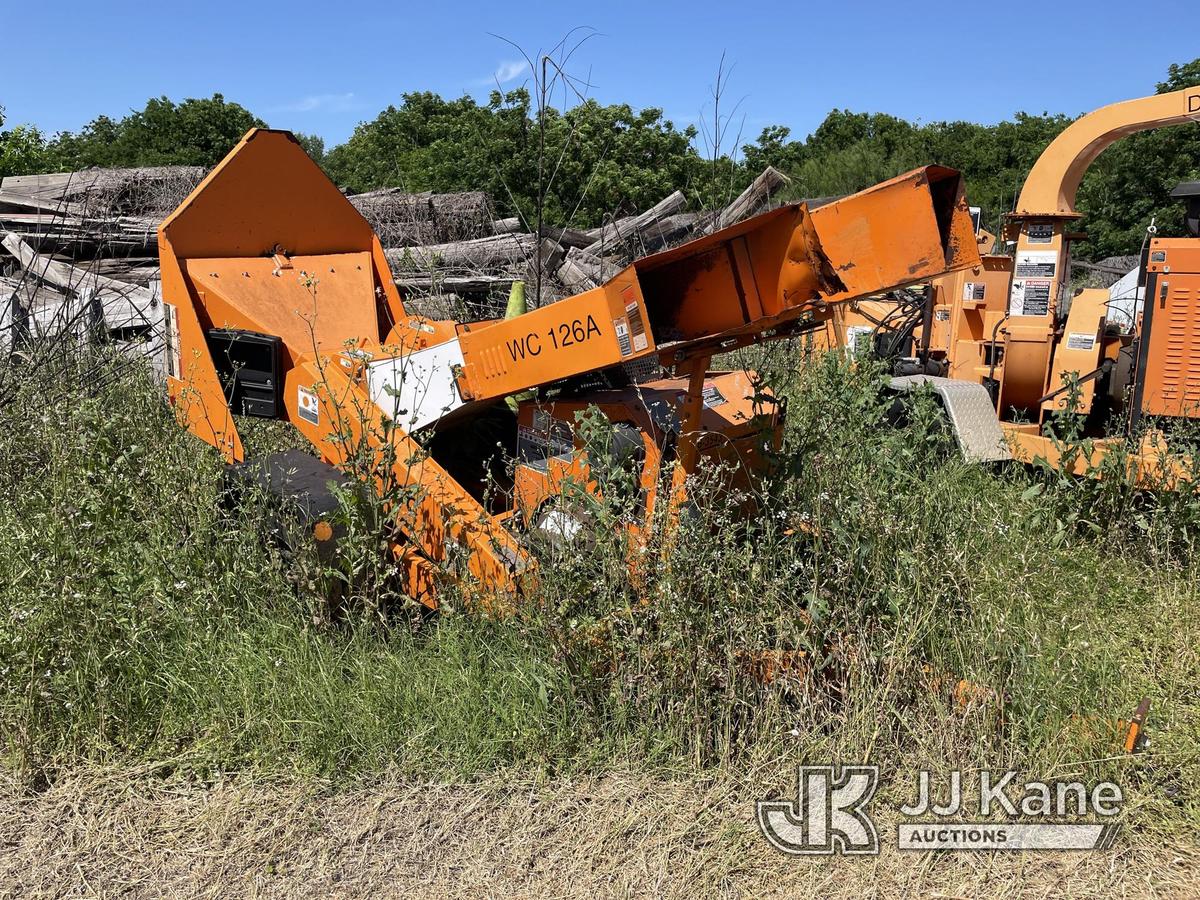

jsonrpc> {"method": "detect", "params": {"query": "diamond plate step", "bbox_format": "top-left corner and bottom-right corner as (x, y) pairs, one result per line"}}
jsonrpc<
(889, 375), (1012, 462)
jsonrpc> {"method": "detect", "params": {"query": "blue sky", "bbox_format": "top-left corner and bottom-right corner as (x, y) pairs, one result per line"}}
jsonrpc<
(2, 0), (1198, 151)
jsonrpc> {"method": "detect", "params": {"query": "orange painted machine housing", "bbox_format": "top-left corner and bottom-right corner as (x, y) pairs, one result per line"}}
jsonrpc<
(158, 128), (979, 606)
(1133, 237), (1200, 420)
(909, 88), (1200, 439)
(511, 369), (781, 528)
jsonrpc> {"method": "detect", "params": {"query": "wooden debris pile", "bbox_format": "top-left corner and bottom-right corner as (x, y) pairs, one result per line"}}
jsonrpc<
(0, 167), (196, 382)
(0, 167), (202, 273)
(0, 158), (792, 369)
(386, 166), (790, 319)
(350, 189), (495, 247)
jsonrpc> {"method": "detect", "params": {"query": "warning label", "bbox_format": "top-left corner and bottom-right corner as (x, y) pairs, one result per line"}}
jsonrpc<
(846, 325), (874, 354)
(297, 386), (320, 425)
(701, 383), (726, 408)
(1009, 279), (1052, 316)
(614, 320), (632, 357)
(163, 303), (181, 380)
(1026, 222), (1054, 244)
(1015, 251), (1058, 279)
(1066, 332), (1097, 351)
(962, 282), (986, 301)
(625, 299), (648, 353)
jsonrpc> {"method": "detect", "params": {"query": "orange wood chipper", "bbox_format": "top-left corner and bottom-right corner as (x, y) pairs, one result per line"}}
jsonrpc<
(158, 128), (980, 608)
(857, 86), (1200, 484)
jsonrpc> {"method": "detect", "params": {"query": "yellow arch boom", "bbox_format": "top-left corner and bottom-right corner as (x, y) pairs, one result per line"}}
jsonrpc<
(1016, 86), (1200, 218)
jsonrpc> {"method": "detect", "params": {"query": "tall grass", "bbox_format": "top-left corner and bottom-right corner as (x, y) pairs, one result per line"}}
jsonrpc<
(0, 345), (1196, 832)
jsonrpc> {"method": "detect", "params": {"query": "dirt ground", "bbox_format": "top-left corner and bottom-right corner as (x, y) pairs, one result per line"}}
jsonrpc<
(0, 770), (1195, 899)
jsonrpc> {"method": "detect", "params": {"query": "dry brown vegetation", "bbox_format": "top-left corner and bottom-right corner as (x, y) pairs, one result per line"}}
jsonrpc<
(1, 769), (1196, 899)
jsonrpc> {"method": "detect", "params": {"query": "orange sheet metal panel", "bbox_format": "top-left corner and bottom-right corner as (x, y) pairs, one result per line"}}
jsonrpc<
(461, 166), (976, 402)
(1041, 289), (1107, 416)
(998, 324), (1054, 417)
(159, 237), (244, 461)
(160, 129), (380, 259)
(159, 128), (402, 459)
(282, 357), (530, 608)
(186, 252), (380, 362)
(632, 166), (978, 358)
(1137, 239), (1200, 418)
(457, 274), (653, 401)
(808, 166), (978, 298)
(512, 369), (778, 524)
(633, 207), (798, 340)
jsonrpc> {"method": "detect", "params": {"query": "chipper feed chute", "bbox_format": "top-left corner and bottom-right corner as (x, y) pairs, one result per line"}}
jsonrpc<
(159, 128), (979, 607)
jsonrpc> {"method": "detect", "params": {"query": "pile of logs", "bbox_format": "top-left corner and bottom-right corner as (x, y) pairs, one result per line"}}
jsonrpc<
(384, 166), (790, 318)
(0, 167), (202, 280)
(350, 189), (495, 247)
(0, 160), (792, 364)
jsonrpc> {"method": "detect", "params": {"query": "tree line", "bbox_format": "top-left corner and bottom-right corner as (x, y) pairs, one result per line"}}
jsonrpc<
(1, 58), (1197, 260)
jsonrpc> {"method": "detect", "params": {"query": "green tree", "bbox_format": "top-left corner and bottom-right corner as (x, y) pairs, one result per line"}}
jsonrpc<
(47, 94), (264, 170)
(743, 109), (1070, 230)
(917, 113), (1071, 234)
(0, 106), (53, 179)
(742, 57), (1200, 258)
(1075, 59), (1200, 257)
(323, 89), (703, 227)
(741, 125), (803, 174)
(294, 132), (326, 165)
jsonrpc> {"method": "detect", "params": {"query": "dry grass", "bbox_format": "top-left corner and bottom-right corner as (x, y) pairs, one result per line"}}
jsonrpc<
(0, 769), (1195, 899)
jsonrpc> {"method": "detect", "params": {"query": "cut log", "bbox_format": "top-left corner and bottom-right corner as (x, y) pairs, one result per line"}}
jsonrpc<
(490, 217), (523, 235)
(565, 247), (620, 284)
(541, 226), (593, 250)
(526, 238), (566, 305)
(394, 273), (516, 294)
(0, 190), (91, 217)
(704, 166), (790, 234)
(0, 276), (32, 352)
(637, 212), (702, 252)
(580, 214), (635, 244)
(385, 233), (537, 273)
(582, 191), (687, 256)
(557, 255), (598, 293)
(1, 279), (95, 343)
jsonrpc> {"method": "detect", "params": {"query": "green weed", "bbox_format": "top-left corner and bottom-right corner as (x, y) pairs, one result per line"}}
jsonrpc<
(0, 346), (1195, 836)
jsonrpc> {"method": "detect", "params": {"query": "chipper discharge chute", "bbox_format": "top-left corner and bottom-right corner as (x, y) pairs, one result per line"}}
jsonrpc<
(890, 86), (1200, 485)
(158, 128), (979, 607)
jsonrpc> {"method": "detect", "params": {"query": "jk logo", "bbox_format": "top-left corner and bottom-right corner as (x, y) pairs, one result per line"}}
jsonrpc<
(757, 765), (880, 855)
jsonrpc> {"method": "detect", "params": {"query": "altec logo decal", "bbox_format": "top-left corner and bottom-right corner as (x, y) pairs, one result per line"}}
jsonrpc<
(758, 767), (1123, 855)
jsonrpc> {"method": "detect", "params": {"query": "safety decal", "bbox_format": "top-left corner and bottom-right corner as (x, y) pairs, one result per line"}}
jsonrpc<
(701, 382), (727, 408)
(163, 303), (182, 380)
(1009, 279), (1051, 317)
(614, 319), (632, 357)
(1026, 222), (1054, 244)
(1014, 251), (1057, 279)
(298, 386), (320, 425)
